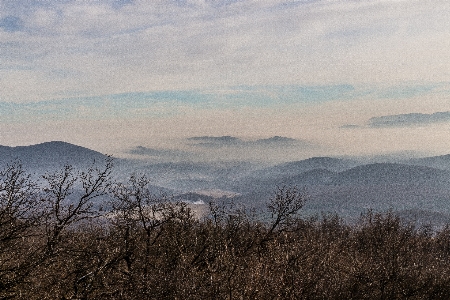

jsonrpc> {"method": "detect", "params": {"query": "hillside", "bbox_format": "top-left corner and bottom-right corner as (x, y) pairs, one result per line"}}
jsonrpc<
(2, 142), (450, 224)
(0, 141), (107, 169)
(233, 162), (450, 223)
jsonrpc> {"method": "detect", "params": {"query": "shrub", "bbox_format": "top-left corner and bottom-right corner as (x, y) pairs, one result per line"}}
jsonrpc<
(1, 164), (450, 299)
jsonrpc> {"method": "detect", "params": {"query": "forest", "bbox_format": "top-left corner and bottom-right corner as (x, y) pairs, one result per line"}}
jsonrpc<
(2, 158), (450, 299)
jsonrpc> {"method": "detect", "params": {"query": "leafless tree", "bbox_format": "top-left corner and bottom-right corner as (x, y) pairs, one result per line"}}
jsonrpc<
(42, 157), (113, 256)
(0, 161), (43, 297)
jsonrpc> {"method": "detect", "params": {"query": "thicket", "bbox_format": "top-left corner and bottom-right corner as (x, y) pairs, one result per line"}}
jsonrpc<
(2, 158), (450, 299)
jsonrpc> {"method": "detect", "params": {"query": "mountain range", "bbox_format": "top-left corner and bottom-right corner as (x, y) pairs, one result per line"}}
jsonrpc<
(2, 141), (450, 226)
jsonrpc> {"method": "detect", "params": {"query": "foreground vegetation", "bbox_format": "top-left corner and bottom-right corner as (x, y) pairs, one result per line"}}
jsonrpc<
(2, 159), (450, 299)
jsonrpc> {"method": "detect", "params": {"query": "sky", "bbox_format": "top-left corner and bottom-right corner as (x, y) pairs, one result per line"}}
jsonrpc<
(2, 0), (450, 162)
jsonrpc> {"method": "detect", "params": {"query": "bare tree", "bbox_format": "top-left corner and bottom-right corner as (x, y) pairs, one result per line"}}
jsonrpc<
(42, 157), (113, 256)
(110, 174), (193, 277)
(267, 185), (307, 233)
(0, 162), (43, 298)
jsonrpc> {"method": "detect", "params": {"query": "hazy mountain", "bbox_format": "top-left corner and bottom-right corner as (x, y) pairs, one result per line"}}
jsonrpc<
(0, 141), (107, 171)
(334, 163), (450, 186)
(404, 154), (450, 171)
(3, 141), (450, 225)
(188, 135), (316, 150)
(126, 160), (260, 193)
(188, 136), (242, 148)
(253, 136), (297, 144)
(127, 146), (193, 161)
(282, 169), (336, 186)
(188, 136), (240, 142)
(247, 157), (358, 180)
(233, 162), (450, 224)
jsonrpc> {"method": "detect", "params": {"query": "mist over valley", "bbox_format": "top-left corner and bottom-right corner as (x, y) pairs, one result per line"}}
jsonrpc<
(4, 140), (450, 227)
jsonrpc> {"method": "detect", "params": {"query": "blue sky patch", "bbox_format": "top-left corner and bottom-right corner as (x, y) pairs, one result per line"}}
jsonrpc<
(0, 84), (444, 124)
(0, 16), (24, 32)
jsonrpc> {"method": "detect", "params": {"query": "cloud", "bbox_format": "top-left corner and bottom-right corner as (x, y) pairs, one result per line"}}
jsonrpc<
(3, 85), (448, 124)
(368, 111), (450, 127)
(4, 0), (450, 159)
(2, 0), (450, 101)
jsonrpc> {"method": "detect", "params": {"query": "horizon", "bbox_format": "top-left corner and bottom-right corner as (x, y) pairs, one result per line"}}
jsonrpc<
(2, 0), (450, 161)
(0, 138), (447, 165)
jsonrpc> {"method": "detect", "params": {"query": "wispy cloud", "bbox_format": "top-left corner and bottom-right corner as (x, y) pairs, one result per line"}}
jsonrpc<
(4, 84), (448, 124)
(0, 85), (359, 122)
(3, 1), (450, 159)
(2, 0), (450, 101)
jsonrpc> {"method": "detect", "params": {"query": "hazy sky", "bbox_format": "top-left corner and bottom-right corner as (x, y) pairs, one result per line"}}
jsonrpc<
(2, 0), (450, 161)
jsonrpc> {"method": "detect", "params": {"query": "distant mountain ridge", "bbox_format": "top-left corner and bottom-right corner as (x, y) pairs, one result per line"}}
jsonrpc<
(3, 141), (450, 225)
(234, 161), (450, 192)
(231, 160), (450, 225)
(187, 135), (315, 149)
(334, 163), (450, 186)
(247, 157), (358, 180)
(0, 141), (107, 169)
(404, 154), (450, 171)
(368, 111), (450, 127)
